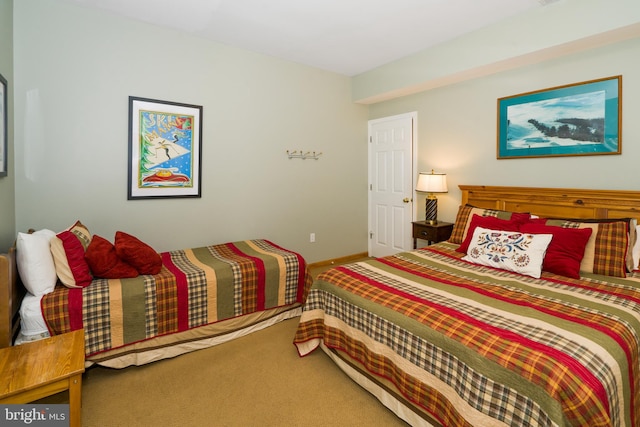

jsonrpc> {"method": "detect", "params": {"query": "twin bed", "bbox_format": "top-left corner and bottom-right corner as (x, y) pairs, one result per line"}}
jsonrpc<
(1, 236), (312, 368)
(294, 185), (640, 427)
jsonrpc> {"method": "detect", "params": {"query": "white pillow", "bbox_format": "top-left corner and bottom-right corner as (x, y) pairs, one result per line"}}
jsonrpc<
(16, 229), (58, 296)
(633, 224), (640, 271)
(462, 227), (553, 279)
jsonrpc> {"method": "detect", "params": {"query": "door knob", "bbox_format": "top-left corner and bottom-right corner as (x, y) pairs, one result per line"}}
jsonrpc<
(403, 198), (412, 203)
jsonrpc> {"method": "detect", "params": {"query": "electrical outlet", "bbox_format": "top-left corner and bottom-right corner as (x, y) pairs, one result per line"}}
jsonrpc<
(310, 233), (316, 243)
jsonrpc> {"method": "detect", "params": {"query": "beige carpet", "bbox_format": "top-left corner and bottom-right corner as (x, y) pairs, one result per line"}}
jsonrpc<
(42, 317), (408, 426)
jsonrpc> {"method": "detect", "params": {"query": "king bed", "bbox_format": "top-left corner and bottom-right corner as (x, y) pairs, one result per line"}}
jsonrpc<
(294, 185), (640, 427)
(1, 232), (312, 368)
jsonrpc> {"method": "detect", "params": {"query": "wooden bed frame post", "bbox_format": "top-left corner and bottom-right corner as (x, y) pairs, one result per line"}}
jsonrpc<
(0, 248), (23, 348)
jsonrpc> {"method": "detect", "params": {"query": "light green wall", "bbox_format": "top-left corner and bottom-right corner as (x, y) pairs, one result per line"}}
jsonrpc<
(13, 1), (369, 262)
(353, 0), (640, 103)
(369, 37), (640, 224)
(0, 0), (15, 251)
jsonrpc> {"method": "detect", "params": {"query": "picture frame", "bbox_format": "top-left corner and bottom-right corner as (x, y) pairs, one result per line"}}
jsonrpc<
(128, 96), (203, 199)
(497, 76), (621, 159)
(0, 73), (7, 177)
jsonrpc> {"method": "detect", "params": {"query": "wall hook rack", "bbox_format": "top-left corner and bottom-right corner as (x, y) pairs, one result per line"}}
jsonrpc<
(286, 150), (323, 160)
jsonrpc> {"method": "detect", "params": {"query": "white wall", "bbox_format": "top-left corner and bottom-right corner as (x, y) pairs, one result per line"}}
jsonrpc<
(369, 38), (640, 224)
(13, 1), (369, 262)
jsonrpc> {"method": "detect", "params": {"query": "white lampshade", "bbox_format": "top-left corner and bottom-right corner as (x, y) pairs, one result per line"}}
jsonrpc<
(416, 171), (448, 193)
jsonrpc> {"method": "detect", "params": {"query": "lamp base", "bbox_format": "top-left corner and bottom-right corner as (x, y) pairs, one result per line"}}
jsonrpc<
(425, 197), (438, 225)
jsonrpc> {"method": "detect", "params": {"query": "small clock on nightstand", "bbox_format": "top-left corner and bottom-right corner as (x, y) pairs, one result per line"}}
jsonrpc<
(412, 221), (453, 248)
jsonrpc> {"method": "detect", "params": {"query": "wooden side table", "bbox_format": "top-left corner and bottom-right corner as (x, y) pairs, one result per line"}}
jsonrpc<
(412, 221), (454, 248)
(0, 329), (85, 427)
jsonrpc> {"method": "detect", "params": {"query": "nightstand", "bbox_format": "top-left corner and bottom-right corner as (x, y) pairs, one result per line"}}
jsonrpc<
(0, 329), (85, 427)
(412, 221), (453, 248)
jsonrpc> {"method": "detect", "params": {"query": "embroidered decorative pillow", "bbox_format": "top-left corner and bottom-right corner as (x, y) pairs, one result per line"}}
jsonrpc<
(456, 214), (522, 254)
(462, 227), (552, 278)
(520, 223), (592, 279)
(50, 220), (93, 288)
(449, 204), (530, 244)
(85, 235), (139, 279)
(16, 229), (58, 296)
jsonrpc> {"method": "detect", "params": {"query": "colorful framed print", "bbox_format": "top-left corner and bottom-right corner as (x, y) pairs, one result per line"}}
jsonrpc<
(128, 96), (203, 199)
(497, 76), (621, 159)
(0, 73), (7, 177)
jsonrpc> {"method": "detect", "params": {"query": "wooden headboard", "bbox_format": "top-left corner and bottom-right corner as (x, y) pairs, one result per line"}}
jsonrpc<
(460, 185), (640, 222)
(0, 247), (24, 348)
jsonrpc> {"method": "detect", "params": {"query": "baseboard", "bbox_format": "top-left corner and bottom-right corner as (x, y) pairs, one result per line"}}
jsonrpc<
(307, 252), (370, 269)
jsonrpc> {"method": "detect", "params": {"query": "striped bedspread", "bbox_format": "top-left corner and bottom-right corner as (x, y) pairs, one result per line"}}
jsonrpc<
(294, 242), (640, 427)
(42, 239), (311, 357)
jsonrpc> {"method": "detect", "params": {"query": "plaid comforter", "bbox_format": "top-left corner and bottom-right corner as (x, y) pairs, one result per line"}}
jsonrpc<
(42, 239), (311, 357)
(294, 242), (640, 427)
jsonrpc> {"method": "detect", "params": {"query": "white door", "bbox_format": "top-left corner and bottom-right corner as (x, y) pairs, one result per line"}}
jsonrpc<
(368, 113), (416, 258)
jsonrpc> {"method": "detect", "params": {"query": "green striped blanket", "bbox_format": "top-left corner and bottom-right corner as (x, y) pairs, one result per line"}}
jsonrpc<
(294, 242), (640, 427)
(42, 239), (312, 357)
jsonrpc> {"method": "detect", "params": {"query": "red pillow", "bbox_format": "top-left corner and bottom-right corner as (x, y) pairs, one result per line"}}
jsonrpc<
(114, 231), (162, 275)
(85, 235), (139, 279)
(456, 215), (523, 254)
(520, 223), (593, 279)
(50, 230), (93, 288)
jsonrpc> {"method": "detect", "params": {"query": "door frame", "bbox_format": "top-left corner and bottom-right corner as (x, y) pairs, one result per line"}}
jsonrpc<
(367, 111), (418, 256)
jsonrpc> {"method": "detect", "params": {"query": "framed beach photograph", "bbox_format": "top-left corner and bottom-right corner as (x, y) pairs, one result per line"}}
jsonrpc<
(128, 96), (203, 199)
(497, 76), (621, 159)
(0, 73), (7, 177)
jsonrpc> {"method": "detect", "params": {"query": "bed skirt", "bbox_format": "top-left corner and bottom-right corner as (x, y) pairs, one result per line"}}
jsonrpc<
(320, 343), (439, 427)
(88, 304), (302, 368)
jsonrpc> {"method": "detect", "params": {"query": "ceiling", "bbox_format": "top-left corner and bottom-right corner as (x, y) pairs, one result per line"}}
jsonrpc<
(65, 0), (557, 76)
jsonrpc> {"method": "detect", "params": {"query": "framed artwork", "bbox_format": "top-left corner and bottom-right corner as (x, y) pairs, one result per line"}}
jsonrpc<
(497, 75), (621, 159)
(0, 73), (7, 177)
(128, 96), (203, 199)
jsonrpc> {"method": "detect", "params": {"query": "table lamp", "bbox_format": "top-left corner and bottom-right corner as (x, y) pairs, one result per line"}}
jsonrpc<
(416, 170), (448, 225)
